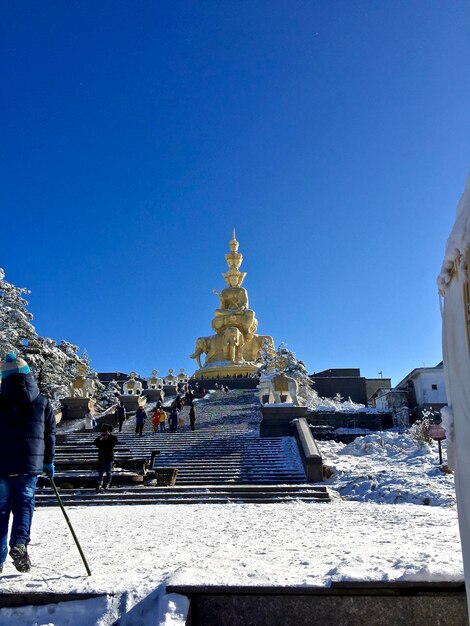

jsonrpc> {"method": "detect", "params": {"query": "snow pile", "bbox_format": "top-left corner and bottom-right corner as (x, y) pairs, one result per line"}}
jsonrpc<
(321, 432), (455, 506)
(317, 402), (379, 414)
(340, 431), (432, 457)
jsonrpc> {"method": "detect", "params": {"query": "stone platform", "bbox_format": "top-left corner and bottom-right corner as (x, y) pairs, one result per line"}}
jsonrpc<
(142, 389), (164, 402)
(260, 406), (394, 436)
(118, 394), (147, 412)
(59, 397), (93, 420)
(260, 405), (309, 436)
(167, 582), (468, 626)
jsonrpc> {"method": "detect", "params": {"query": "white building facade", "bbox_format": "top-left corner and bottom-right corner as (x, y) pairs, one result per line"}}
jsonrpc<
(396, 365), (447, 409)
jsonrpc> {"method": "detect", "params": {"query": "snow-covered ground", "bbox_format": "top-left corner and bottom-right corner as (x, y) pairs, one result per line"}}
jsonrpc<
(321, 431), (455, 506)
(0, 430), (462, 626)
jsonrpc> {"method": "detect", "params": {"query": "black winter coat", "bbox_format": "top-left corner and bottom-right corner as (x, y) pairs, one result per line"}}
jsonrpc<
(93, 433), (118, 462)
(0, 373), (56, 476)
(116, 405), (126, 421)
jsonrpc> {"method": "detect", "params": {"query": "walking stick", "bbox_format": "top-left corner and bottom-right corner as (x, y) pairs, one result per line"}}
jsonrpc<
(46, 474), (92, 576)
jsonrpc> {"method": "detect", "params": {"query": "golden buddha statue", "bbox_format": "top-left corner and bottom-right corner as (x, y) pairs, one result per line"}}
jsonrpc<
(212, 230), (258, 335)
(190, 229), (274, 378)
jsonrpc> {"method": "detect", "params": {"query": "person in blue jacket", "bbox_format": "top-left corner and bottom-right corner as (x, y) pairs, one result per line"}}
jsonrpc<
(135, 406), (147, 436)
(0, 353), (56, 573)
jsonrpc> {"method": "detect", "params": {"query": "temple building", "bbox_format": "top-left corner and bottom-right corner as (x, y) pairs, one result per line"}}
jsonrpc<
(190, 230), (274, 379)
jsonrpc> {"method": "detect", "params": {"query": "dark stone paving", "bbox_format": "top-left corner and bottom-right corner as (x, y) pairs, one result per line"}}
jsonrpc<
(189, 389), (261, 429)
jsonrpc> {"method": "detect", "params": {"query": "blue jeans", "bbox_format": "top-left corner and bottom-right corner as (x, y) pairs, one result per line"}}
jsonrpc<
(98, 462), (113, 488)
(0, 475), (38, 564)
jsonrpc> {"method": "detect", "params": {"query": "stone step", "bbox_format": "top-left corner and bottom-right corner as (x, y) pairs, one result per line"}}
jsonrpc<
(35, 496), (329, 506)
(39, 484), (327, 494)
(158, 479), (308, 485)
(158, 476), (307, 481)
(171, 468), (306, 471)
(35, 484), (330, 506)
(37, 482), (327, 492)
(153, 461), (293, 465)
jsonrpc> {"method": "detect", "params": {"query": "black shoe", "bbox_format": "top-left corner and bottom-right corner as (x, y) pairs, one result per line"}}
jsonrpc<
(10, 544), (31, 573)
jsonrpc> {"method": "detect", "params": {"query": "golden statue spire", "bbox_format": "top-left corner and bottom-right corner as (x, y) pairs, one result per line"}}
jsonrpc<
(224, 228), (245, 287)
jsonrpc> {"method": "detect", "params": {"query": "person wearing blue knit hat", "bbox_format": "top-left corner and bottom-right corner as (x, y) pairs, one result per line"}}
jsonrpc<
(0, 352), (56, 573)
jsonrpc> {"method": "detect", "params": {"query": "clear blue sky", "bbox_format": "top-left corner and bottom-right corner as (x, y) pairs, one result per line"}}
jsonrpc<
(1, 1), (469, 385)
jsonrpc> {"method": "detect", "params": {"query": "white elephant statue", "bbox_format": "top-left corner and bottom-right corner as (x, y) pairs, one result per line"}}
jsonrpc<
(258, 376), (275, 404)
(148, 370), (163, 389)
(123, 372), (143, 395)
(259, 372), (299, 405)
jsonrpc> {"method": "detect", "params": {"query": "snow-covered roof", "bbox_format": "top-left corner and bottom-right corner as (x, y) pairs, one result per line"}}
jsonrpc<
(437, 168), (470, 295)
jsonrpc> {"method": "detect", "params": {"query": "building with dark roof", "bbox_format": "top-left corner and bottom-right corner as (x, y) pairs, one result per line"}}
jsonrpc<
(310, 368), (391, 406)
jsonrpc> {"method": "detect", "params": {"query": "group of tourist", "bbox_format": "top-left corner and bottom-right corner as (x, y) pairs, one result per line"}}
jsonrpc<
(166, 391), (197, 432)
(118, 389), (199, 436)
(152, 404), (167, 432)
(193, 382), (208, 395)
(85, 389), (200, 437)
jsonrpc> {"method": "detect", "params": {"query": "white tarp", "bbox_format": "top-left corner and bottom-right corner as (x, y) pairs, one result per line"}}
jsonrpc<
(438, 169), (470, 620)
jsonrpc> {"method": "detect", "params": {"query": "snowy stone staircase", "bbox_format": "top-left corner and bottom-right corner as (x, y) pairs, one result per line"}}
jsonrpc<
(50, 426), (310, 485)
(36, 390), (330, 505)
(150, 426), (308, 485)
(35, 427), (330, 505)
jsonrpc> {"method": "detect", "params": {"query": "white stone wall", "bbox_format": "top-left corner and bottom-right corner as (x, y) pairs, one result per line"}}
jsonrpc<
(413, 371), (447, 405)
(375, 390), (407, 412)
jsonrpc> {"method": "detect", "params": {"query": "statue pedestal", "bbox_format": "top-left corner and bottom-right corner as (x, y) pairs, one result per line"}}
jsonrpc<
(143, 389), (165, 403)
(119, 394), (147, 412)
(193, 361), (259, 380)
(260, 405), (308, 437)
(163, 384), (178, 396)
(60, 397), (94, 420)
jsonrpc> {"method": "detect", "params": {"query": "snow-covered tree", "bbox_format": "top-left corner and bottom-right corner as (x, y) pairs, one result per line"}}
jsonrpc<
(0, 267), (100, 405)
(100, 379), (121, 409)
(0, 268), (36, 355)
